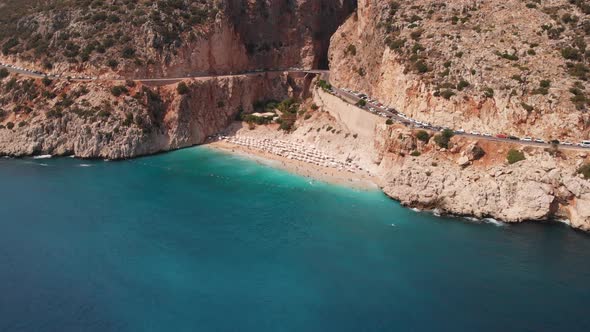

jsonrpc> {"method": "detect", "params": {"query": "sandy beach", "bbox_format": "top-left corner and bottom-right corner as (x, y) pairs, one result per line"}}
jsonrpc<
(206, 140), (380, 190)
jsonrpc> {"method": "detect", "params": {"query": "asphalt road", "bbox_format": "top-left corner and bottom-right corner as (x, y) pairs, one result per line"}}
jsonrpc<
(0, 63), (328, 82)
(329, 86), (590, 152)
(1, 61), (588, 151)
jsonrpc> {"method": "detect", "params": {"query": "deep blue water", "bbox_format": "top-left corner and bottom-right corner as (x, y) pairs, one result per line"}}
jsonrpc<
(0, 147), (589, 332)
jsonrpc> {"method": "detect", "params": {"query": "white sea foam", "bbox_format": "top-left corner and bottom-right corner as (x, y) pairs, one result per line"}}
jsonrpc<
(482, 218), (505, 227)
(432, 208), (442, 217)
(33, 155), (52, 159)
(557, 219), (571, 226)
(38, 163), (49, 167)
(78, 164), (92, 167)
(411, 208), (421, 213)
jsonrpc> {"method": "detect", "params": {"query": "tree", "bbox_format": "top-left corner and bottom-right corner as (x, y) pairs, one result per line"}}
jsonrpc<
(0, 68), (8, 79)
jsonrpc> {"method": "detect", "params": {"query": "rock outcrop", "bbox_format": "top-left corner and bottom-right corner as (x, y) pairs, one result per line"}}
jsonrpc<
(0, 73), (303, 159)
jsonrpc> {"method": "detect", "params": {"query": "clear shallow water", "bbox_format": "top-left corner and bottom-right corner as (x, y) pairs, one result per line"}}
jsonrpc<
(1, 147), (589, 332)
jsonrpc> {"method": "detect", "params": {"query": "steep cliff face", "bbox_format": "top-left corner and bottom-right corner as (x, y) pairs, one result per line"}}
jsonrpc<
(0, 0), (356, 78)
(329, 0), (590, 141)
(0, 72), (303, 159)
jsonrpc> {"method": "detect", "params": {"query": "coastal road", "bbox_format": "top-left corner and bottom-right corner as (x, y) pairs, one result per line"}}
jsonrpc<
(329, 86), (590, 152)
(1, 61), (588, 151)
(0, 63), (328, 83)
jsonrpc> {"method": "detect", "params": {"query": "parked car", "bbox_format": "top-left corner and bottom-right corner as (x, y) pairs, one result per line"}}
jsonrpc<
(534, 138), (545, 143)
(496, 134), (507, 139)
(522, 137), (532, 142)
(508, 135), (520, 140)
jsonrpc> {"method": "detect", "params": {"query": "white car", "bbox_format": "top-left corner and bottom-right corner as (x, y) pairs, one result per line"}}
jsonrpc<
(579, 141), (590, 148)
(563, 142), (573, 146)
(522, 137), (532, 142)
(470, 131), (480, 136)
(534, 138), (545, 143)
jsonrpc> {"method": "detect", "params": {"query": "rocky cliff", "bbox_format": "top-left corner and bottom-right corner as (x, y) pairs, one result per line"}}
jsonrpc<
(0, 0), (356, 78)
(329, 0), (590, 141)
(0, 72), (303, 159)
(376, 125), (590, 231)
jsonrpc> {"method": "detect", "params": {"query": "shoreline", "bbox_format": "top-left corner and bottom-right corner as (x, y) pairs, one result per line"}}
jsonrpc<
(206, 140), (380, 191)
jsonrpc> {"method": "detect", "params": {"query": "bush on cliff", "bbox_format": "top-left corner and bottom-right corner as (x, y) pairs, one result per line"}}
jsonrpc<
(507, 149), (525, 164)
(177, 82), (189, 95)
(578, 163), (590, 179)
(415, 130), (430, 143)
(110, 85), (128, 97)
(433, 129), (454, 148)
(0, 68), (8, 79)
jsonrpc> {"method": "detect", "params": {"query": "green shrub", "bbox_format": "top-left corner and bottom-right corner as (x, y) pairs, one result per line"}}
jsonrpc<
(107, 59), (118, 69)
(345, 44), (357, 56)
(123, 113), (134, 126)
(578, 163), (590, 179)
(457, 79), (470, 91)
(6, 122), (14, 129)
(0, 68), (8, 79)
(415, 60), (429, 73)
(110, 85), (128, 97)
(440, 89), (455, 99)
(507, 149), (525, 164)
(561, 47), (581, 61)
(416, 130), (430, 142)
(410, 150), (421, 157)
(317, 80), (332, 91)
(41, 76), (52, 86)
(433, 129), (455, 148)
(177, 82), (189, 95)
(386, 119), (394, 125)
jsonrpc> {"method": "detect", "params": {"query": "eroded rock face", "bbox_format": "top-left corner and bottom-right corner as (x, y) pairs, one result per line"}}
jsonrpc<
(0, 73), (303, 159)
(379, 144), (590, 230)
(328, 0), (590, 142)
(0, 0), (356, 78)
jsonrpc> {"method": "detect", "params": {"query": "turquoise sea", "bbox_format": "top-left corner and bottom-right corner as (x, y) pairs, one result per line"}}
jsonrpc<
(0, 147), (589, 331)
